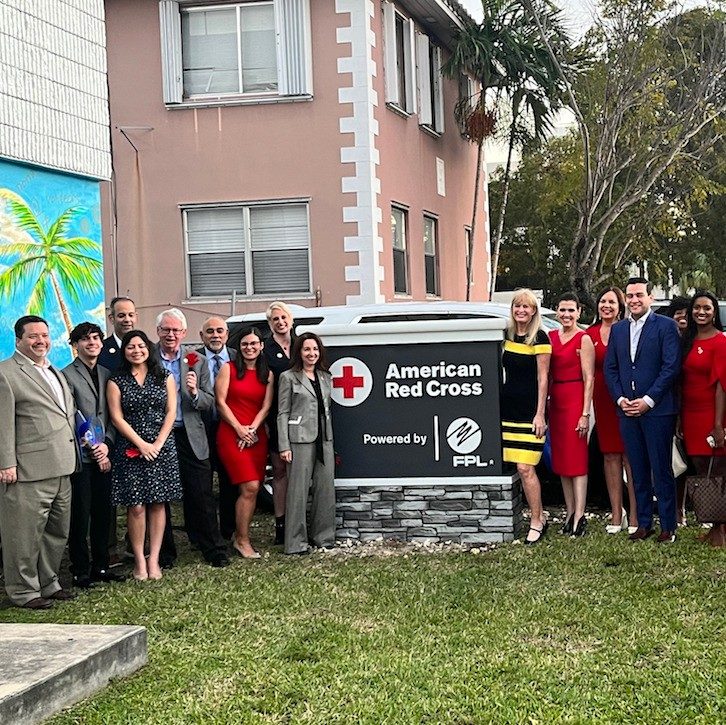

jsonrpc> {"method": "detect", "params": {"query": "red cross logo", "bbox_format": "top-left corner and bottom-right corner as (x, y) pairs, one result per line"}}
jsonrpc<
(330, 357), (373, 407)
(333, 365), (365, 399)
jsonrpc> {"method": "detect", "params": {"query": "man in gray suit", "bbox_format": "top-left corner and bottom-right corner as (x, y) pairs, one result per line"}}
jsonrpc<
(62, 322), (125, 588)
(0, 315), (79, 609)
(197, 316), (238, 541)
(156, 308), (229, 568)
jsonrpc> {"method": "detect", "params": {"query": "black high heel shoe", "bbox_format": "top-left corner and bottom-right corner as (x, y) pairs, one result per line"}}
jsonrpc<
(572, 515), (587, 538)
(561, 513), (575, 535)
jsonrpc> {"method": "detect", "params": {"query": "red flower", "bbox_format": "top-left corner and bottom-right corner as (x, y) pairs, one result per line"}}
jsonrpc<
(184, 351), (199, 367)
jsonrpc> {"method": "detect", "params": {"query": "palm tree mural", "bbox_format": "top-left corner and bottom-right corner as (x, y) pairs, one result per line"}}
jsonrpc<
(0, 189), (103, 337)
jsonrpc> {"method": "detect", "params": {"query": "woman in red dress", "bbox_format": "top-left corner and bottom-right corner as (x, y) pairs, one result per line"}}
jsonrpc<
(585, 287), (638, 534)
(549, 293), (595, 537)
(216, 327), (274, 558)
(681, 290), (726, 547)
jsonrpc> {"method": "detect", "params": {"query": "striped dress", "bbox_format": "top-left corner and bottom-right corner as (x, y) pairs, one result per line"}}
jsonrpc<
(501, 330), (552, 465)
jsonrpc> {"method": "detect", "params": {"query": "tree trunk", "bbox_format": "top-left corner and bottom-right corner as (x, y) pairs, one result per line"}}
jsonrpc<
(466, 137), (484, 301)
(568, 235), (596, 312)
(489, 120), (518, 297)
(50, 271), (74, 339)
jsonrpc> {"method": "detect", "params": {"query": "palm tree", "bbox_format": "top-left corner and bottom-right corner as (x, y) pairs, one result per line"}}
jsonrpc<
(0, 189), (103, 336)
(443, 0), (572, 298)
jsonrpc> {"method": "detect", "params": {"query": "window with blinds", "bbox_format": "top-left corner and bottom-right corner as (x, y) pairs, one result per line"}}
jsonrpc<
(185, 202), (311, 298)
(159, 0), (313, 104)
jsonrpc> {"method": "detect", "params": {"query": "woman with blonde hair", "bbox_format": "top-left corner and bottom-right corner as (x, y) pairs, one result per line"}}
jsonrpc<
(263, 301), (295, 544)
(501, 289), (552, 544)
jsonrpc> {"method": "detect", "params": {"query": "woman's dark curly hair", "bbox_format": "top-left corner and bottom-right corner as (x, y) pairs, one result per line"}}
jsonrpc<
(119, 330), (166, 383)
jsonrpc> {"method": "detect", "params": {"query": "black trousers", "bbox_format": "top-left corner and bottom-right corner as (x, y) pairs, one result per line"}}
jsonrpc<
(68, 462), (112, 576)
(208, 421), (238, 540)
(160, 426), (226, 563)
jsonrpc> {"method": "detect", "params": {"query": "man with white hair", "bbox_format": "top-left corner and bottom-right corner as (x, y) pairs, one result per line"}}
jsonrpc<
(155, 308), (229, 568)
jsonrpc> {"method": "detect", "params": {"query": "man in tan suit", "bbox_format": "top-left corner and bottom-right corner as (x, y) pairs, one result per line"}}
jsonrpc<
(0, 315), (79, 609)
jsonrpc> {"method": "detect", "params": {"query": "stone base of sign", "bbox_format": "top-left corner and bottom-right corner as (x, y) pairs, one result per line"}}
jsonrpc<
(335, 478), (523, 544)
(0, 624), (146, 725)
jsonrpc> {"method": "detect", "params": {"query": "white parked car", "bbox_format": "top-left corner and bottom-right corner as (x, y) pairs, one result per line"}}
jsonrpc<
(227, 301), (560, 345)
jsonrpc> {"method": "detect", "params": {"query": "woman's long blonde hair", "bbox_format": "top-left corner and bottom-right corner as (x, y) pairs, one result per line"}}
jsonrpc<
(506, 288), (543, 346)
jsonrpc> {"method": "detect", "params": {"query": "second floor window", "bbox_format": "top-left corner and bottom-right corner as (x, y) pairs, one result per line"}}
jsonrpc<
(416, 35), (444, 133)
(159, 0), (312, 105)
(182, 4), (277, 96)
(423, 215), (439, 296)
(382, 2), (416, 113)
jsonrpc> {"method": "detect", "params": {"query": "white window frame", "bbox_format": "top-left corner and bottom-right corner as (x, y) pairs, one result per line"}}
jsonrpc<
(423, 214), (440, 297)
(391, 205), (409, 295)
(182, 199), (312, 299)
(382, 1), (416, 114)
(159, 0), (313, 106)
(416, 34), (444, 134)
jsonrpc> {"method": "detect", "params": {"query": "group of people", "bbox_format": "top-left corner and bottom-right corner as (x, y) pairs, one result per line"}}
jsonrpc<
(1, 280), (724, 609)
(502, 278), (726, 547)
(0, 298), (335, 609)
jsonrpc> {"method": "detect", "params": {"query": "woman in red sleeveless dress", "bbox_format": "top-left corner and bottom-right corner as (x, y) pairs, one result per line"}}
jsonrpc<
(216, 327), (273, 558)
(585, 287), (638, 534)
(549, 294), (595, 537)
(681, 291), (726, 547)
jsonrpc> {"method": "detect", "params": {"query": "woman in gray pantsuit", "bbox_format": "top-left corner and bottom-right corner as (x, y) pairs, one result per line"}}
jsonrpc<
(277, 332), (335, 555)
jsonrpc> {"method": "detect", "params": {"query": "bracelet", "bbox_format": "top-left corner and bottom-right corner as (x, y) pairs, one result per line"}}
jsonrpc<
(580, 413), (590, 418)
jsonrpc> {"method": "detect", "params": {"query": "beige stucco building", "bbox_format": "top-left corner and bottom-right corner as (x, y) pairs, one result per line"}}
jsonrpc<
(103, 0), (491, 332)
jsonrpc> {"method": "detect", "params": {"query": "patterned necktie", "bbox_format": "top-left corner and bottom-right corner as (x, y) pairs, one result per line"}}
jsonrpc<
(212, 354), (222, 380)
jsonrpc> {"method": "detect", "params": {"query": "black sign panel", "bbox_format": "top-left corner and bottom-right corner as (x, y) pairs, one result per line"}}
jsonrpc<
(328, 340), (502, 478)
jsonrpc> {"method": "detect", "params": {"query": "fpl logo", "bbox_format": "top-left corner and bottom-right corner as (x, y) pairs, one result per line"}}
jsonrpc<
(446, 417), (487, 467)
(330, 357), (373, 407)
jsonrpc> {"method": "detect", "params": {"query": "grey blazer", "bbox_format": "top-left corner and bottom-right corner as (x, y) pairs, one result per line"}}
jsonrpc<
(154, 343), (214, 460)
(277, 369), (333, 451)
(0, 351), (79, 481)
(61, 359), (115, 462)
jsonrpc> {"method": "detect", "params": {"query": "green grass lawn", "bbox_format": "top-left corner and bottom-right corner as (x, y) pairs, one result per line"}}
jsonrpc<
(2, 513), (725, 724)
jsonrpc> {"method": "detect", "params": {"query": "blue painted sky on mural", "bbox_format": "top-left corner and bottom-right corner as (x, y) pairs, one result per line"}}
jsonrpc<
(0, 160), (105, 368)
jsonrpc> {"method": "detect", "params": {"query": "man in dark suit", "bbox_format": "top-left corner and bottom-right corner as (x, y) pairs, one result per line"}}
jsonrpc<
(98, 296), (137, 563)
(155, 308), (229, 568)
(604, 277), (682, 542)
(197, 316), (238, 541)
(62, 322), (125, 588)
(0, 316), (79, 609)
(99, 296), (137, 372)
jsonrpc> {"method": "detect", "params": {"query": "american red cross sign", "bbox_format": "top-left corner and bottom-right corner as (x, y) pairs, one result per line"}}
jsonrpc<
(330, 357), (373, 407)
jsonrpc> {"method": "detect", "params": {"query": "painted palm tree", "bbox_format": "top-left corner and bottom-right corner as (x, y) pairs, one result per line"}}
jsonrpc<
(443, 0), (574, 298)
(0, 189), (103, 336)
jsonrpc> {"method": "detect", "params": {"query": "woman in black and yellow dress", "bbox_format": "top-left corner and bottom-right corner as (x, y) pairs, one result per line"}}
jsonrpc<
(501, 289), (552, 544)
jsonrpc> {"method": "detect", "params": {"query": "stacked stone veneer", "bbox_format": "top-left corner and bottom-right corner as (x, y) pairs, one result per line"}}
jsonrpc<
(335, 481), (524, 544)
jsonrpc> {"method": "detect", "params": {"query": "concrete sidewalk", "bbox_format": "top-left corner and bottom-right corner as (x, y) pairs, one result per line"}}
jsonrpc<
(0, 623), (146, 724)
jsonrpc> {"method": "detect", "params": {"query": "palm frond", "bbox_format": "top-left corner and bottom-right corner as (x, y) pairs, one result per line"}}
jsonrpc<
(3, 198), (48, 243)
(52, 236), (103, 256)
(27, 271), (51, 315)
(0, 257), (44, 298)
(0, 241), (45, 259)
(52, 255), (103, 304)
(46, 207), (86, 244)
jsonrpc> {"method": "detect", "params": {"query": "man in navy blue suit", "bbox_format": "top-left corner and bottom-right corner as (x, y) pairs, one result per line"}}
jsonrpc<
(604, 278), (682, 542)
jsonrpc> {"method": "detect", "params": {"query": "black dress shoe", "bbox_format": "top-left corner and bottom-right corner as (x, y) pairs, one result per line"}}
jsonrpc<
(48, 589), (76, 601)
(72, 575), (95, 589)
(208, 555), (230, 568)
(91, 569), (127, 583)
(22, 597), (54, 610)
(629, 527), (654, 541)
(572, 516), (587, 538)
(561, 513), (575, 535)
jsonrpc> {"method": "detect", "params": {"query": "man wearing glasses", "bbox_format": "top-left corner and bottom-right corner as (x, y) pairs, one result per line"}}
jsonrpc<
(196, 316), (238, 541)
(155, 308), (229, 568)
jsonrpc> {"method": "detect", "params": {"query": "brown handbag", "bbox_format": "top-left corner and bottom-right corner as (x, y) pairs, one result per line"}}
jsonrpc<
(686, 457), (726, 524)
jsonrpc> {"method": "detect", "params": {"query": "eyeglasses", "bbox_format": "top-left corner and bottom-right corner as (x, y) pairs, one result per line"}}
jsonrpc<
(240, 342), (261, 348)
(159, 327), (184, 335)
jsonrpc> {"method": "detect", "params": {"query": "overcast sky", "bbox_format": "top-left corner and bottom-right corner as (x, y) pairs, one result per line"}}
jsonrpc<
(459, 0), (705, 35)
